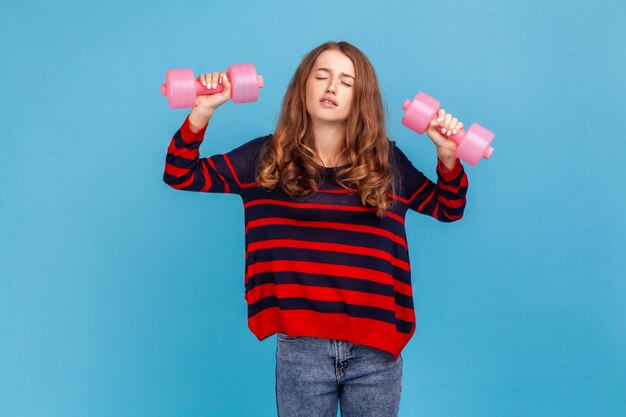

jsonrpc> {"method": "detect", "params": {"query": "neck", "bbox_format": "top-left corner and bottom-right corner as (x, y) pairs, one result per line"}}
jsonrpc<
(311, 120), (347, 167)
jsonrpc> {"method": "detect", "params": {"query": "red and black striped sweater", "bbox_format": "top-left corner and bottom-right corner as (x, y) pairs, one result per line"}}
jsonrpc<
(163, 116), (468, 359)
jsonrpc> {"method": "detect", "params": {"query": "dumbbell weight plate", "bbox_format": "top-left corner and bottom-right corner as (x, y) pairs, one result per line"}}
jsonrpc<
(163, 69), (197, 109)
(456, 123), (495, 166)
(229, 63), (260, 104)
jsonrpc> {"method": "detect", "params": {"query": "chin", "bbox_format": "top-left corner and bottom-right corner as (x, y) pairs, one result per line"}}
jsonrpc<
(309, 112), (349, 125)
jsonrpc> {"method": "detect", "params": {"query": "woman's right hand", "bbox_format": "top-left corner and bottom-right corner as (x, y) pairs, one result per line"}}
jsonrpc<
(188, 71), (232, 131)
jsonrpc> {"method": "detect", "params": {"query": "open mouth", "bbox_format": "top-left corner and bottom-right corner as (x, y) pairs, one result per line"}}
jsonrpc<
(320, 96), (338, 106)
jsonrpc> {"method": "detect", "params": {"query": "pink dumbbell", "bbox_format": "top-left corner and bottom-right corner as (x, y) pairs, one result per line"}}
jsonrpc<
(160, 63), (264, 108)
(401, 92), (495, 166)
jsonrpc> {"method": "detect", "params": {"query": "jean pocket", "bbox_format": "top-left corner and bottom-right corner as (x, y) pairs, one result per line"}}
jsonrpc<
(277, 332), (299, 341)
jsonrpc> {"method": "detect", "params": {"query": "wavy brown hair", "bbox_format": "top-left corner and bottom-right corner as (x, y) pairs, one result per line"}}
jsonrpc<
(256, 41), (396, 218)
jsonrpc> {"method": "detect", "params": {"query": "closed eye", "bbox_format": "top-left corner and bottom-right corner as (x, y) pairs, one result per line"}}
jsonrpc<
(316, 77), (352, 87)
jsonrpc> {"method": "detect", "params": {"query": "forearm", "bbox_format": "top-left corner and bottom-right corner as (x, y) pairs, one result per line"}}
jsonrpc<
(163, 113), (208, 189)
(188, 108), (214, 133)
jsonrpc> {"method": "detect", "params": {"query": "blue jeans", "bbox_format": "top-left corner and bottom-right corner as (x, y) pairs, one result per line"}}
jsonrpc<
(275, 332), (403, 417)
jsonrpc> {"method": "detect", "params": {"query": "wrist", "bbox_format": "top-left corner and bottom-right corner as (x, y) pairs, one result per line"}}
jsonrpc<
(189, 108), (214, 133)
(436, 148), (456, 164)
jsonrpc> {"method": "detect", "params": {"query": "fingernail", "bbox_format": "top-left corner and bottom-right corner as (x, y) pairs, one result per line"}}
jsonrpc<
(224, 75), (228, 81)
(442, 128), (447, 134)
(212, 83), (217, 89)
(452, 130), (457, 135)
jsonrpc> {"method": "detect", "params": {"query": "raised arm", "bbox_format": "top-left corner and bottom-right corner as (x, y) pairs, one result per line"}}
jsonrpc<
(163, 70), (266, 195)
(392, 142), (468, 222)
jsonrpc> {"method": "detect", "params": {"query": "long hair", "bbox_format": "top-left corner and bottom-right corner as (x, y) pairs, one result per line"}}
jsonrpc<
(256, 41), (396, 218)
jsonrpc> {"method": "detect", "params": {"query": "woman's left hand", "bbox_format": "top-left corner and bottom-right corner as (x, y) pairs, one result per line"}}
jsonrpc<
(426, 109), (464, 158)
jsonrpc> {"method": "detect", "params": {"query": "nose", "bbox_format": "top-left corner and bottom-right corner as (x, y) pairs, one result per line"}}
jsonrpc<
(326, 78), (338, 94)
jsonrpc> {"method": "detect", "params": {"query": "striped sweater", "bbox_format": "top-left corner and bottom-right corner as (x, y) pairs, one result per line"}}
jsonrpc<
(163, 116), (468, 359)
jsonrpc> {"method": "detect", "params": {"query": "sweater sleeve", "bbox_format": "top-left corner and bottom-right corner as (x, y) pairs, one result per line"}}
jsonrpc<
(163, 115), (269, 196)
(391, 141), (468, 222)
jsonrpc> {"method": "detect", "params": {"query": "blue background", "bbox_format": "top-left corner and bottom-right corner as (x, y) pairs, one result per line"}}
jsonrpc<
(1, 0), (625, 416)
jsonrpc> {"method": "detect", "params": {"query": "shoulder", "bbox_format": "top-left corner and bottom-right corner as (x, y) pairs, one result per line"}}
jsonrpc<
(234, 133), (273, 152)
(386, 137), (407, 166)
(226, 134), (273, 162)
(385, 137), (423, 178)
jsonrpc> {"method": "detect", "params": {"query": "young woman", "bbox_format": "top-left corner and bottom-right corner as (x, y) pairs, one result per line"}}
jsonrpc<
(164, 41), (468, 417)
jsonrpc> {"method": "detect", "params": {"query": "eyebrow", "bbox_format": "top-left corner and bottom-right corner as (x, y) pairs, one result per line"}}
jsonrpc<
(316, 67), (355, 80)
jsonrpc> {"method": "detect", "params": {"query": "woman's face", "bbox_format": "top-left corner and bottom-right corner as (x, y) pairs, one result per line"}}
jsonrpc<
(305, 49), (356, 125)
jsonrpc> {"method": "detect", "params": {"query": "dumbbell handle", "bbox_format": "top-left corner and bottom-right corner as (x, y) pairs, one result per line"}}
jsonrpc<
(160, 76), (264, 97)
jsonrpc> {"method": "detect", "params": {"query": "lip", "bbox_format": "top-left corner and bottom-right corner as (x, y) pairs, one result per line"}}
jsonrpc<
(320, 96), (338, 106)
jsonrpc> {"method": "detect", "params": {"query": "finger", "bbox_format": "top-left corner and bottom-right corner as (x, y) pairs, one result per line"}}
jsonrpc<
(441, 112), (452, 134)
(430, 109), (445, 127)
(211, 72), (220, 90)
(218, 70), (227, 84)
(222, 72), (231, 94)
(198, 74), (207, 87)
(430, 113), (444, 127)
(204, 72), (213, 89)
(447, 117), (458, 136)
